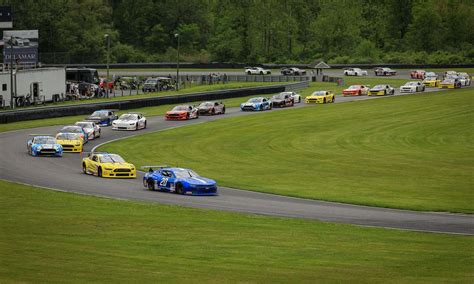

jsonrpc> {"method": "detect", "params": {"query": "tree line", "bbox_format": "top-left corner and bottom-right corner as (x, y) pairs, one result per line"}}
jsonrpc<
(3, 0), (474, 64)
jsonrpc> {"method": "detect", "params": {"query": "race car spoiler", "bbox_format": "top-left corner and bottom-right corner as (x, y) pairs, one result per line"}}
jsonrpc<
(141, 165), (169, 171)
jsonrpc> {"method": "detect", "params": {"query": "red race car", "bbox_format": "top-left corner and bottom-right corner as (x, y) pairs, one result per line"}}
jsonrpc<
(342, 85), (369, 96)
(165, 105), (199, 120)
(99, 78), (114, 89)
(410, 70), (426, 79)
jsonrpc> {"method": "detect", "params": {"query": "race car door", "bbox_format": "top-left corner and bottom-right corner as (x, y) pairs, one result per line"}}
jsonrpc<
(88, 154), (99, 174)
(158, 170), (177, 192)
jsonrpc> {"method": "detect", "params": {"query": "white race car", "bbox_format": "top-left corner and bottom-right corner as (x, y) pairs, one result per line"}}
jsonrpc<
(74, 121), (101, 140)
(278, 91), (302, 103)
(245, 67), (271, 75)
(112, 113), (147, 131)
(343, 68), (368, 76)
(456, 73), (471, 86)
(399, 81), (425, 93)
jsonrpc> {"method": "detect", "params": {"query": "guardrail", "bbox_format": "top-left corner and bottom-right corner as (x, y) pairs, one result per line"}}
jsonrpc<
(0, 81), (309, 124)
(44, 62), (474, 70)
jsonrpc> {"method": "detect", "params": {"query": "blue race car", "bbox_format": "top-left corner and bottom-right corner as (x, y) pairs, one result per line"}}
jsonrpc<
(240, 97), (272, 111)
(27, 135), (63, 157)
(143, 166), (218, 196)
(85, 109), (118, 126)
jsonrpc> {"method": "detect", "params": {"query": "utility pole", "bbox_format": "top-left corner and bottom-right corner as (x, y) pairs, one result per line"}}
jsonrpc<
(174, 33), (180, 90)
(104, 34), (110, 98)
(9, 36), (14, 109)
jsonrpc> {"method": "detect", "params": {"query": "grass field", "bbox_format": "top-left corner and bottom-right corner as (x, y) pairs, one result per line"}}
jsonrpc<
(1, 180), (472, 282)
(101, 88), (474, 213)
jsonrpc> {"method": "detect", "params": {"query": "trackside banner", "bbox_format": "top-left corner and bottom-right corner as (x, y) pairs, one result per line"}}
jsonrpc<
(3, 30), (39, 65)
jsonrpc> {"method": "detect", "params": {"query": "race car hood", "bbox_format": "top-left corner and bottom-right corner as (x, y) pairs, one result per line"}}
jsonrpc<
(242, 102), (260, 107)
(271, 98), (285, 103)
(181, 176), (216, 186)
(86, 116), (105, 122)
(198, 106), (212, 111)
(306, 95), (325, 99)
(166, 111), (188, 115)
(101, 162), (135, 169)
(56, 139), (81, 145)
(114, 119), (136, 123)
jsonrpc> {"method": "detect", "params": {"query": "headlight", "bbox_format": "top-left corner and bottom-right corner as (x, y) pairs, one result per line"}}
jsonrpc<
(37, 146), (42, 151)
(129, 123), (135, 125)
(75, 143), (81, 146)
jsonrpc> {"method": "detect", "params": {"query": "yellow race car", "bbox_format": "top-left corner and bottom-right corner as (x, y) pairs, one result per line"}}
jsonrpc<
(423, 78), (441, 87)
(439, 78), (461, 89)
(305, 91), (335, 104)
(55, 133), (83, 153)
(82, 152), (136, 178)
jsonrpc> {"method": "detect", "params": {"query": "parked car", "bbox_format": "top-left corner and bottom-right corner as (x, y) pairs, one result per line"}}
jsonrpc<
(112, 113), (147, 130)
(143, 77), (173, 92)
(342, 85), (369, 96)
(270, 93), (294, 108)
(281, 67), (306, 75)
(374, 67), (397, 76)
(368, 85), (395, 96)
(343, 68), (368, 76)
(165, 105), (199, 120)
(399, 81), (426, 93)
(240, 97), (272, 111)
(245, 67), (271, 75)
(85, 109), (118, 126)
(410, 70), (426, 79)
(197, 101), (226, 115)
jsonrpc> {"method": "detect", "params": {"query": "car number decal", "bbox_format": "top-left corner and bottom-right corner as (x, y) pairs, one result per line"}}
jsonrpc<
(159, 177), (168, 186)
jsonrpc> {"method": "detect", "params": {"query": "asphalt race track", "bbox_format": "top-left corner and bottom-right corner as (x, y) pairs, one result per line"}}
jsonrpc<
(1, 87), (473, 235)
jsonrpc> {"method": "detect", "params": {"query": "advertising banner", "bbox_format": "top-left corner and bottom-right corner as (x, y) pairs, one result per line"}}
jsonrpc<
(3, 30), (39, 65)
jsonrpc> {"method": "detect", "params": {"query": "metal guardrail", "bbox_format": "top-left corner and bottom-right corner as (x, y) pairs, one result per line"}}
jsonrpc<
(44, 62), (474, 70)
(0, 81), (310, 124)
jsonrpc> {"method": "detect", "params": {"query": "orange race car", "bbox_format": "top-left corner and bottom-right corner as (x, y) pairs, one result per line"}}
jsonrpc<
(165, 105), (199, 120)
(342, 85), (369, 96)
(410, 70), (426, 79)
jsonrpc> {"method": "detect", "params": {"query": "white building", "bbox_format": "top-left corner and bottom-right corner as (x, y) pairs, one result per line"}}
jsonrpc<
(0, 67), (66, 108)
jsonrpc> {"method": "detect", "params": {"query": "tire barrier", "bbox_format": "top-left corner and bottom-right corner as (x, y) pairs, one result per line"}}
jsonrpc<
(0, 81), (309, 124)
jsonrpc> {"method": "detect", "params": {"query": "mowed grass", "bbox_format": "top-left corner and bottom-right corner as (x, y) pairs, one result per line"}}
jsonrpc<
(101, 88), (474, 213)
(1, 180), (473, 283)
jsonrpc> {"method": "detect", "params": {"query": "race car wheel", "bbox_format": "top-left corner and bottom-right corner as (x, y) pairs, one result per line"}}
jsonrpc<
(323, 98), (326, 104)
(82, 163), (87, 174)
(176, 183), (184, 195)
(147, 179), (155, 191)
(144, 121), (147, 129)
(98, 167), (102, 177)
(332, 97), (335, 103)
(186, 113), (190, 119)
(211, 108), (215, 115)
(259, 105), (263, 111)
(135, 122), (139, 131)
(247, 71), (251, 75)
(358, 90), (361, 95)
(222, 107), (226, 114)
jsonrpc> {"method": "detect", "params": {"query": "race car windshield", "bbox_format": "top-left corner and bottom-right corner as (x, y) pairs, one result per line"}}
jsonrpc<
(425, 72), (436, 77)
(347, 85), (360, 90)
(99, 154), (125, 163)
(60, 127), (82, 133)
(444, 79), (455, 83)
(56, 133), (79, 140)
(405, 82), (418, 86)
(119, 114), (138, 120)
(174, 169), (199, 178)
(75, 122), (92, 128)
(312, 91), (326, 96)
(34, 137), (56, 144)
(272, 94), (285, 99)
(199, 102), (213, 107)
(172, 106), (189, 111)
(91, 111), (108, 118)
(373, 85), (385, 89)
(248, 98), (263, 103)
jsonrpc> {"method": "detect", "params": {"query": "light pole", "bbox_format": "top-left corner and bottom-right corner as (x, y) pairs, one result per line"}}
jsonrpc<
(104, 34), (110, 98)
(9, 36), (14, 109)
(174, 33), (180, 90)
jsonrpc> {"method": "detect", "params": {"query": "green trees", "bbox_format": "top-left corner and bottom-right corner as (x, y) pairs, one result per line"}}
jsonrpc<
(3, 0), (473, 64)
